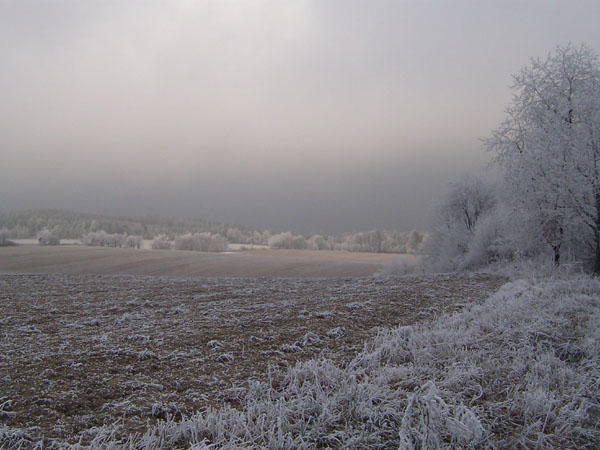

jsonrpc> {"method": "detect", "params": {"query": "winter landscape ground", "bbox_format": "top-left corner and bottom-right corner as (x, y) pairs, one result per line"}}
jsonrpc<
(0, 265), (503, 447)
(1, 244), (599, 448)
(0, 245), (409, 279)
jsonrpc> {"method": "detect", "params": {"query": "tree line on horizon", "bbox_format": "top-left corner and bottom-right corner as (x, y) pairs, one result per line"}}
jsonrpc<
(0, 209), (426, 254)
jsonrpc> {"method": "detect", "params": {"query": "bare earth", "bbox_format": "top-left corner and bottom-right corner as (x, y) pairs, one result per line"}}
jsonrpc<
(0, 245), (504, 446)
(0, 245), (412, 278)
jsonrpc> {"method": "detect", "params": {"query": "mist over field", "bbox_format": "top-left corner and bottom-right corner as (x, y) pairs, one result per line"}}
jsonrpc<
(1, 1), (599, 233)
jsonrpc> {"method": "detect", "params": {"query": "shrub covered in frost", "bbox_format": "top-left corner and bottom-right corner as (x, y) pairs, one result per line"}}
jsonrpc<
(37, 227), (60, 245)
(268, 232), (308, 249)
(424, 176), (498, 272)
(151, 234), (172, 250)
(340, 230), (389, 252)
(307, 234), (331, 250)
(81, 230), (127, 247)
(460, 204), (519, 270)
(174, 232), (228, 252)
(336, 230), (425, 253)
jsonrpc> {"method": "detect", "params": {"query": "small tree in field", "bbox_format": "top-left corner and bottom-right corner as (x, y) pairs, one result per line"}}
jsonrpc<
(37, 227), (60, 246)
(486, 44), (600, 271)
(425, 176), (497, 271)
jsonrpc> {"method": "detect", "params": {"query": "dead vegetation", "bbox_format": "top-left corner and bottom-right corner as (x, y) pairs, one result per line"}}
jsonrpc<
(0, 273), (503, 446)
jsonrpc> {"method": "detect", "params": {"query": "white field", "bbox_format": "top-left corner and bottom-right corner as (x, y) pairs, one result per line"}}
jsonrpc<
(0, 244), (415, 278)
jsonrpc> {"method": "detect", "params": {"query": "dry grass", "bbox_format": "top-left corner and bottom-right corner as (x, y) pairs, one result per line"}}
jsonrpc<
(0, 272), (503, 447)
(51, 275), (599, 450)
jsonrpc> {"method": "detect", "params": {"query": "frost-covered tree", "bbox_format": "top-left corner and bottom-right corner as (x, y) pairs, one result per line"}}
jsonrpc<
(406, 230), (424, 254)
(81, 230), (127, 247)
(125, 235), (143, 249)
(37, 227), (60, 246)
(268, 232), (308, 249)
(174, 233), (228, 252)
(307, 234), (330, 250)
(486, 44), (600, 271)
(151, 234), (172, 250)
(461, 202), (522, 269)
(341, 230), (385, 253)
(425, 176), (497, 271)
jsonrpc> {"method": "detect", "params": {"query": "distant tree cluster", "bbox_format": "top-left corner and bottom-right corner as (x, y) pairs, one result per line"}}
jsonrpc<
(0, 209), (263, 243)
(268, 232), (309, 249)
(37, 227), (60, 246)
(81, 231), (142, 248)
(428, 44), (600, 273)
(151, 234), (172, 250)
(174, 233), (228, 252)
(125, 235), (144, 248)
(267, 230), (425, 253)
(339, 230), (424, 253)
(0, 209), (425, 255)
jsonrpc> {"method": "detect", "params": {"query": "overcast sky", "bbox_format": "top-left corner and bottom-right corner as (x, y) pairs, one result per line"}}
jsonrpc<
(2, 1), (600, 234)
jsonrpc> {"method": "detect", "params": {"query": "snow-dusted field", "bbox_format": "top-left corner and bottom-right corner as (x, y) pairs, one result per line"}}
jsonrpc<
(0, 245), (410, 278)
(108, 274), (597, 450)
(0, 272), (504, 447)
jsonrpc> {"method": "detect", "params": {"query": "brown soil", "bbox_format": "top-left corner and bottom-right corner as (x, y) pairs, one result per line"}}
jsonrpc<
(0, 245), (411, 278)
(0, 272), (505, 446)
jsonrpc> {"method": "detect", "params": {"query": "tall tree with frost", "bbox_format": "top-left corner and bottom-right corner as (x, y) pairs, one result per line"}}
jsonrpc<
(486, 44), (600, 271)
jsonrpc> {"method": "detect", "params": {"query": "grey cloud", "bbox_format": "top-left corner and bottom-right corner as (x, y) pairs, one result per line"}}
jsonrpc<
(1, 1), (599, 233)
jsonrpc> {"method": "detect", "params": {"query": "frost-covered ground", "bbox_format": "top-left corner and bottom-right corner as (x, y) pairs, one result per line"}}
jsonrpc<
(0, 273), (504, 447)
(3, 273), (599, 449)
(87, 275), (597, 450)
(0, 245), (408, 278)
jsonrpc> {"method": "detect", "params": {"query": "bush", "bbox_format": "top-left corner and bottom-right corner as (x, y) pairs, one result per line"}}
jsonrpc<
(37, 227), (60, 246)
(81, 231), (127, 247)
(425, 176), (497, 272)
(174, 233), (228, 252)
(268, 232), (308, 249)
(307, 234), (331, 250)
(461, 205), (519, 270)
(151, 234), (172, 250)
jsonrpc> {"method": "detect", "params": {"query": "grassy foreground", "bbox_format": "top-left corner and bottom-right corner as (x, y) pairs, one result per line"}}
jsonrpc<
(2, 275), (599, 449)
